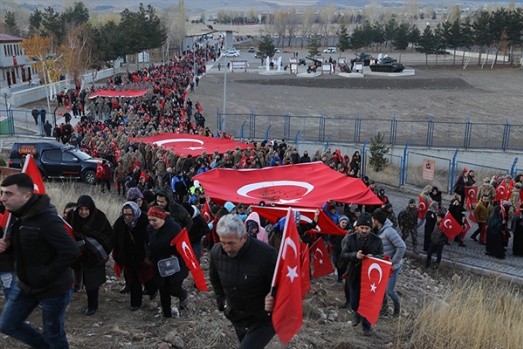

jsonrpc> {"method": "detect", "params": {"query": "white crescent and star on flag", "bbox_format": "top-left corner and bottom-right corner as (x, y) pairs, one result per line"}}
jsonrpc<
(443, 219), (453, 229)
(236, 181), (314, 204)
(283, 237), (299, 283)
(181, 241), (197, 268)
(315, 247), (324, 264)
(367, 263), (383, 293)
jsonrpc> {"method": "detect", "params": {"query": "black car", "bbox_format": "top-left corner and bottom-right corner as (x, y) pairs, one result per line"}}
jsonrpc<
(9, 141), (100, 185)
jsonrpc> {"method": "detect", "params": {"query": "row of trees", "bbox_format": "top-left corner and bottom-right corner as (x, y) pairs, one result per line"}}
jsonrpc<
(337, 8), (523, 65)
(12, 2), (168, 86)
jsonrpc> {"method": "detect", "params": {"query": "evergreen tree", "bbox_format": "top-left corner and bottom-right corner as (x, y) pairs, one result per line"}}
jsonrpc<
(416, 25), (435, 65)
(258, 35), (275, 63)
(4, 11), (19, 36)
(393, 22), (410, 50)
(308, 36), (320, 57)
(369, 132), (389, 172)
(337, 24), (351, 52)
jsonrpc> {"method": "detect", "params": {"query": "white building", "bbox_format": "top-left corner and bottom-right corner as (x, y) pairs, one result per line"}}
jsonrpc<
(0, 33), (38, 88)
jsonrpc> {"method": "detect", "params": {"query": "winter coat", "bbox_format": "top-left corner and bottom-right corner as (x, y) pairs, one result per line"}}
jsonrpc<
(67, 196), (113, 291)
(431, 225), (448, 246)
(376, 219), (406, 271)
(9, 194), (80, 298)
(156, 186), (193, 231)
(398, 206), (418, 229)
(209, 237), (277, 325)
(112, 209), (149, 267)
(339, 232), (383, 286)
(474, 200), (491, 223)
(145, 216), (189, 286)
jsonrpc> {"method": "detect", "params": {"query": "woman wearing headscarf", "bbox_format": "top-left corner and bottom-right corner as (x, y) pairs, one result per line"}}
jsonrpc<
(423, 201), (439, 252)
(127, 187), (149, 214)
(145, 206), (189, 318)
(486, 205), (506, 259)
(66, 195), (113, 316)
(112, 201), (156, 311)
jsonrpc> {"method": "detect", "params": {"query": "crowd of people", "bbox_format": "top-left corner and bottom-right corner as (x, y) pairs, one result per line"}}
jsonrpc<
(1, 48), (522, 348)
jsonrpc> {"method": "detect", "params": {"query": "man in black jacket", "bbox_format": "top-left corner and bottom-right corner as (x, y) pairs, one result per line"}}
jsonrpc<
(209, 214), (277, 349)
(340, 212), (383, 337)
(0, 173), (80, 348)
(155, 186), (193, 232)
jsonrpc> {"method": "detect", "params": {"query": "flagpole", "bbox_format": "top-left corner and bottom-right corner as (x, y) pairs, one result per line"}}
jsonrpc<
(270, 207), (292, 289)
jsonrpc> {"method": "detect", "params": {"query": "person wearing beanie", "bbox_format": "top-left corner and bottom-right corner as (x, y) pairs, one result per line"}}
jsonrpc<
(339, 212), (383, 336)
(330, 215), (350, 287)
(145, 206), (189, 318)
(142, 190), (157, 207)
(66, 195), (114, 316)
(372, 209), (406, 318)
(384, 203), (398, 229)
(398, 199), (419, 254)
(155, 187), (193, 232)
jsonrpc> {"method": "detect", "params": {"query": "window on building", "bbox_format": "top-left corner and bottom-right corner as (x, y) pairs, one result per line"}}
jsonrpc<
(3, 45), (6, 57)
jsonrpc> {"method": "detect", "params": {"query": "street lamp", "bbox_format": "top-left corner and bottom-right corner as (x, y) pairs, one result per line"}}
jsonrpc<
(39, 60), (54, 128)
(1, 86), (13, 135)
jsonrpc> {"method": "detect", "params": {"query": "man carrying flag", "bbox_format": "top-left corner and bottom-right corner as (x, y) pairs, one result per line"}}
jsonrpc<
(339, 212), (383, 336)
(209, 214), (277, 349)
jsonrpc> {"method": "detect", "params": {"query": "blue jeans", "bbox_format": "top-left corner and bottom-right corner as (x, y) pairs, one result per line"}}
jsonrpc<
(381, 268), (401, 311)
(0, 283), (73, 349)
(350, 284), (371, 330)
(0, 271), (15, 301)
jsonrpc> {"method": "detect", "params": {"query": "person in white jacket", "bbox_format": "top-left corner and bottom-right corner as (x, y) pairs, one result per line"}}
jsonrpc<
(372, 208), (406, 318)
(245, 212), (269, 243)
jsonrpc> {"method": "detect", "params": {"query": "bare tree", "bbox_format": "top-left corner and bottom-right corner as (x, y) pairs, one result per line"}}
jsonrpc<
(286, 7), (298, 47)
(319, 4), (337, 46)
(273, 9), (287, 47)
(299, 8), (316, 48)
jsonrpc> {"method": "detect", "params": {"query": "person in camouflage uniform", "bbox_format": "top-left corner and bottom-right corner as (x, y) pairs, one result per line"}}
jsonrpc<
(398, 199), (419, 254)
(477, 177), (496, 205)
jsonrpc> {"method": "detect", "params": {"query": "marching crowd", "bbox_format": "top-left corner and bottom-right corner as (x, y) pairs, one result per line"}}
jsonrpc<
(1, 49), (522, 348)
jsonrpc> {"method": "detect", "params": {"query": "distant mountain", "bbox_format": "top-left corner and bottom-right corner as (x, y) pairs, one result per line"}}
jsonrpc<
(13, 0), (509, 15)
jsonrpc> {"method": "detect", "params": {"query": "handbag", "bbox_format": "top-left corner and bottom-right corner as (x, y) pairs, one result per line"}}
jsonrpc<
(84, 236), (109, 264)
(157, 256), (180, 277)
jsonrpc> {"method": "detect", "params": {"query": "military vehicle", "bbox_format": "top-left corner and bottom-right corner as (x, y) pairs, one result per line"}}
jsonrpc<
(305, 56), (322, 73)
(369, 56), (405, 73)
(350, 53), (374, 66)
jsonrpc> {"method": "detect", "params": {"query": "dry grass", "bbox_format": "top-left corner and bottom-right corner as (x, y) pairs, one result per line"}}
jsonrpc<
(46, 180), (124, 221)
(405, 279), (523, 349)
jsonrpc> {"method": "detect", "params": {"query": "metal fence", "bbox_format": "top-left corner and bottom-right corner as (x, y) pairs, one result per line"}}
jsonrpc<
(217, 112), (523, 150)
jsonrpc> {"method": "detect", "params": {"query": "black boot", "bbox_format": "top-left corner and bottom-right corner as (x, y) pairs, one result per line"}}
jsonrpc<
(85, 288), (99, 315)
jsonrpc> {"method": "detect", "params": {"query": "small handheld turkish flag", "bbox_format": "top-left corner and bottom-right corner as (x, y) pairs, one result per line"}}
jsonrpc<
(22, 155), (46, 195)
(170, 228), (208, 291)
(418, 195), (429, 220)
(495, 184), (506, 202)
(358, 256), (392, 326)
(465, 186), (478, 204)
(300, 242), (311, 299)
(271, 208), (303, 344)
(311, 238), (334, 279)
(440, 212), (463, 240)
(462, 218), (471, 236)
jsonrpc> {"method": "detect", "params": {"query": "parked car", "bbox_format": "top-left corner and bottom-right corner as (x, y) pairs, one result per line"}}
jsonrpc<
(9, 141), (101, 185)
(323, 47), (337, 53)
(248, 47), (256, 53)
(225, 49), (240, 57)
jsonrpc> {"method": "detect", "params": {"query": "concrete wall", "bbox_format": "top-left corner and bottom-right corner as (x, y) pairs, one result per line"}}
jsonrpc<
(8, 66), (122, 107)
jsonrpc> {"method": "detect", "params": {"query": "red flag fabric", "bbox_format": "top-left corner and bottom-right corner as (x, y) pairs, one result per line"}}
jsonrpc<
(417, 195), (429, 220)
(96, 162), (104, 179)
(0, 211), (9, 230)
(22, 155), (46, 194)
(195, 162), (383, 208)
(358, 256), (392, 326)
(311, 239), (334, 279)
(300, 242), (311, 299)
(495, 184), (507, 202)
(465, 186), (478, 204)
(462, 218), (471, 236)
(131, 133), (250, 157)
(59, 216), (76, 240)
(468, 211), (477, 223)
(200, 201), (213, 224)
(252, 206), (347, 236)
(271, 209), (303, 344)
(170, 228), (208, 291)
(466, 197), (472, 211)
(440, 212), (463, 240)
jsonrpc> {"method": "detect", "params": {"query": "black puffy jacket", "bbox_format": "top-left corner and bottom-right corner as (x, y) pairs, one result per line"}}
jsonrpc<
(339, 232), (383, 286)
(209, 237), (277, 325)
(8, 195), (80, 298)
